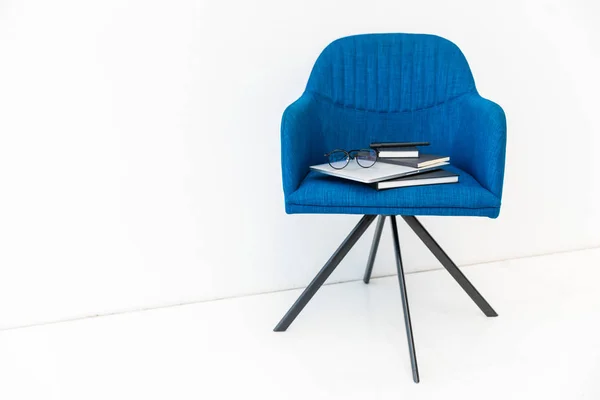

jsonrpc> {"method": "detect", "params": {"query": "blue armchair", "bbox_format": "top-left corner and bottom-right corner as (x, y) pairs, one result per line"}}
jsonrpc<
(275, 34), (506, 383)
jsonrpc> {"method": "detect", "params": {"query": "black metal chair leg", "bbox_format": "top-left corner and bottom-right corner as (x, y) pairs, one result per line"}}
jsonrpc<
(390, 216), (420, 383)
(363, 215), (386, 284)
(402, 216), (498, 317)
(274, 215), (377, 332)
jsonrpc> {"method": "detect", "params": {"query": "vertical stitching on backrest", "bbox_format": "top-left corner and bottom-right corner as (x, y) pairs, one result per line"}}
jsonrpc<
(375, 43), (378, 111)
(433, 39), (438, 107)
(329, 48), (334, 103)
(410, 39), (415, 125)
(388, 46), (393, 112)
(407, 40), (412, 111)
(340, 45), (345, 106)
(309, 34), (476, 113)
(444, 45), (451, 100)
(354, 38), (357, 109)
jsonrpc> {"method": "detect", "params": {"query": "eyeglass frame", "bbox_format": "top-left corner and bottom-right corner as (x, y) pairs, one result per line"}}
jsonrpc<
(324, 148), (378, 169)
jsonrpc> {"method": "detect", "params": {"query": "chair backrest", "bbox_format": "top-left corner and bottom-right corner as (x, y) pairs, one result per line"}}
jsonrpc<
(306, 33), (476, 113)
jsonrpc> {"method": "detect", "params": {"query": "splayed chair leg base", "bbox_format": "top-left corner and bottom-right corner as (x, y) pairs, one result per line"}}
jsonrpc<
(274, 214), (498, 383)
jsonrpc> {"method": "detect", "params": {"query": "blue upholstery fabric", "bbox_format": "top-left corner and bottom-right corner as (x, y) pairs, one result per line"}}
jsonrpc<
(281, 34), (506, 218)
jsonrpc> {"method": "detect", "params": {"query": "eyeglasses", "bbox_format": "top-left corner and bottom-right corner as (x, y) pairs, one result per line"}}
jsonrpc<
(324, 149), (378, 169)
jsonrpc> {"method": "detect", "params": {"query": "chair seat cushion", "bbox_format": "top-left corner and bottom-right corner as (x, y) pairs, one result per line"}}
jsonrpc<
(286, 166), (501, 218)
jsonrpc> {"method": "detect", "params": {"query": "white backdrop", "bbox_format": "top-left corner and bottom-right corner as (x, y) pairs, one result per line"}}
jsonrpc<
(1, 0), (599, 329)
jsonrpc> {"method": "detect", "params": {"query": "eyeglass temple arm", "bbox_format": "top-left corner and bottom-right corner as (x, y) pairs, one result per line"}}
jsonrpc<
(323, 149), (374, 157)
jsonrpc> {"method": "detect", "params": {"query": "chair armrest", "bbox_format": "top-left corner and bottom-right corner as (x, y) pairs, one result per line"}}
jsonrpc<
(281, 93), (320, 196)
(454, 94), (507, 199)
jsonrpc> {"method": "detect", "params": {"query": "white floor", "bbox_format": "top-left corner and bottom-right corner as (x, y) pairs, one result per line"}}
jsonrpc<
(1, 249), (600, 400)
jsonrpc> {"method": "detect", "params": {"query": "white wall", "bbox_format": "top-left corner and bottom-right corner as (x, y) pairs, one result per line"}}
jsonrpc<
(1, 0), (599, 329)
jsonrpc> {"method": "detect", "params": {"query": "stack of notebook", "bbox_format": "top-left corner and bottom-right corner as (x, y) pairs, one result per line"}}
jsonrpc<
(310, 142), (458, 190)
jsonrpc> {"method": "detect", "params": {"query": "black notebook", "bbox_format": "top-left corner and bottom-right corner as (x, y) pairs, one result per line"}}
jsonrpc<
(381, 154), (450, 168)
(371, 169), (458, 190)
